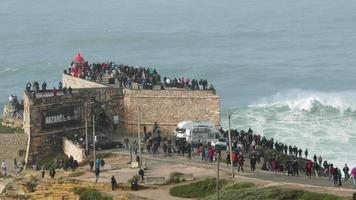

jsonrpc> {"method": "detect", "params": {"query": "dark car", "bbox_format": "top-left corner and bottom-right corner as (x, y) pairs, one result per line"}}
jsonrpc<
(90, 135), (123, 150)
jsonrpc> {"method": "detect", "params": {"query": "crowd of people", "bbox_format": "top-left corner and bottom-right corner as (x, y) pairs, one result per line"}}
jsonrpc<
(65, 55), (214, 91)
(25, 81), (73, 97)
(6, 94), (23, 119)
(124, 124), (356, 188)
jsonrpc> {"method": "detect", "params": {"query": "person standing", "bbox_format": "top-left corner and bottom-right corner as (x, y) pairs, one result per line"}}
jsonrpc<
(187, 142), (192, 160)
(42, 81), (47, 93)
(124, 137), (129, 150)
(1, 160), (7, 176)
(95, 167), (100, 183)
(95, 158), (101, 170)
(343, 164), (350, 181)
(52, 87), (57, 96)
(41, 166), (45, 179)
(250, 154), (257, 172)
(138, 168), (145, 181)
(292, 159), (299, 176)
(238, 153), (244, 173)
(89, 159), (94, 172)
(100, 158), (105, 170)
(351, 167), (356, 187)
(111, 176), (117, 191)
(226, 153), (231, 166)
(328, 164), (334, 180)
(333, 168), (342, 186)
(49, 167), (56, 179)
(313, 161), (319, 177)
(318, 155), (322, 166)
(304, 148), (308, 158)
(305, 160), (313, 179)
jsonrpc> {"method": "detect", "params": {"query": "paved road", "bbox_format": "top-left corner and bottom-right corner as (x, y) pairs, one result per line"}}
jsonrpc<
(108, 149), (356, 197)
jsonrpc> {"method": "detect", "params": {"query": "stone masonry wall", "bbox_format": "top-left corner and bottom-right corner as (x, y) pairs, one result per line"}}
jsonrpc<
(122, 89), (220, 135)
(0, 134), (28, 161)
(23, 87), (123, 163)
(62, 138), (86, 163)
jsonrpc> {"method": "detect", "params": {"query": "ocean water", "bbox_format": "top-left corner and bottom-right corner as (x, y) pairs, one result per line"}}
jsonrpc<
(1, 0), (356, 168)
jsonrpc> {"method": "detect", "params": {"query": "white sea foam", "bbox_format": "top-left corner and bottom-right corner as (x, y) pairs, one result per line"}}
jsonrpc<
(251, 89), (356, 112)
(223, 89), (356, 170)
(0, 67), (19, 74)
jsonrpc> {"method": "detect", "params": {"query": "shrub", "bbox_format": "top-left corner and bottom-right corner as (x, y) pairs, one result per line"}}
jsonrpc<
(167, 172), (187, 184)
(25, 177), (38, 192)
(224, 182), (255, 190)
(170, 178), (229, 198)
(72, 188), (112, 200)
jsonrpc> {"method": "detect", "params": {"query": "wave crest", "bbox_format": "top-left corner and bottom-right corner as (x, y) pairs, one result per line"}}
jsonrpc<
(252, 89), (356, 112)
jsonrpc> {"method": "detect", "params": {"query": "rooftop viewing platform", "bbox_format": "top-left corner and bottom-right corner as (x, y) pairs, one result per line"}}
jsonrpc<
(64, 53), (216, 93)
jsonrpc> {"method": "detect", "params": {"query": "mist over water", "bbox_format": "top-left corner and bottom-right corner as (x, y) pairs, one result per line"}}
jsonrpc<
(1, 0), (356, 168)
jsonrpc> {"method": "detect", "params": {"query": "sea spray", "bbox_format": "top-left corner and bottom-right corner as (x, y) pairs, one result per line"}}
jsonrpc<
(222, 89), (356, 170)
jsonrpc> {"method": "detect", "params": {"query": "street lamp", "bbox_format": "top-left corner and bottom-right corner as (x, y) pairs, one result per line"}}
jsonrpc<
(93, 114), (96, 163)
(227, 110), (235, 179)
(84, 101), (95, 162)
(137, 106), (142, 168)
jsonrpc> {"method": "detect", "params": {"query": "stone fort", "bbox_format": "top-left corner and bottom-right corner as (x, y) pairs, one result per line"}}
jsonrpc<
(6, 55), (221, 164)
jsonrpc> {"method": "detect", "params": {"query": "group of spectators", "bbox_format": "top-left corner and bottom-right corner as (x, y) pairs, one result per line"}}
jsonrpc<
(219, 127), (356, 187)
(25, 81), (73, 97)
(65, 60), (214, 91)
(7, 94), (23, 119)
(163, 77), (212, 91)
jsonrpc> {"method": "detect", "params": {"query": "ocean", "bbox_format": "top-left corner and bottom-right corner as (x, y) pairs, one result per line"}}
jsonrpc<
(1, 0), (356, 168)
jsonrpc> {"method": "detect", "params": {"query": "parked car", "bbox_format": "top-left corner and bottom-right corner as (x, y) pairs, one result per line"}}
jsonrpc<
(90, 135), (123, 150)
(211, 138), (227, 150)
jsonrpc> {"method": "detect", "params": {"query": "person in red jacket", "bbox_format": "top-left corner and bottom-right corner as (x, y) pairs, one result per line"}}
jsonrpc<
(52, 87), (57, 96)
(305, 160), (313, 179)
(231, 152), (238, 167)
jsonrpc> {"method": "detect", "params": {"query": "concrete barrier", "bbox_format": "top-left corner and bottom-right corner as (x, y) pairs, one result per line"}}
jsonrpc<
(145, 176), (166, 185)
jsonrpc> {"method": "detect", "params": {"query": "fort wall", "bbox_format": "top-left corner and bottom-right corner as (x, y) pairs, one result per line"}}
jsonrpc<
(22, 75), (220, 163)
(122, 89), (220, 135)
(23, 87), (123, 164)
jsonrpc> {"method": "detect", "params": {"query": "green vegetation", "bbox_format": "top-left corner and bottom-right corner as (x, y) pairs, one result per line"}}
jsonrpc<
(224, 182), (255, 190)
(169, 178), (230, 198)
(36, 152), (67, 169)
(72, 187), (113, 200)
(166, 172), (194, 184)
(68, 171), (85, 177)
(0, 118), (22, 134)
(170, 179), (345, 200)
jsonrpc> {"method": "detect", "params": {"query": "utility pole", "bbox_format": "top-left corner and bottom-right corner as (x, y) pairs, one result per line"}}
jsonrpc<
(216, 154), (220, 200)
(85, 102), (88, 154)
(137, 106), (142, 168)
(93, 114), (96, 163)
(228, 110), (235, 178)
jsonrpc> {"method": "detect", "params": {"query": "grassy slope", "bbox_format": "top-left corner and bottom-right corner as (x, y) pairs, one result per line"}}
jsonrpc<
(0, 118), (23, 134)
(170, 178), (346, 200)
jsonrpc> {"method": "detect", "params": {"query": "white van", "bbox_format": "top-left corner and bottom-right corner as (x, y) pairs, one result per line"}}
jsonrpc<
(174, 120), (221, 144)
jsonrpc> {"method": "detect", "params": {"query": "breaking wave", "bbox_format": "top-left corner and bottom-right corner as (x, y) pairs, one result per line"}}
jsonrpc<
(224, 89), (356, 169)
